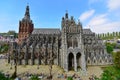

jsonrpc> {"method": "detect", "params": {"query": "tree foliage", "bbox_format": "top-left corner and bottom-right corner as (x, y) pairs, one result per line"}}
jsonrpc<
(0, 72), (11, 80)
(67, 76), (73, 80)
(97, 51), (120, 80)
(30, 75), (40, 80)
(0, 43), (9, 54)
(106, 43), (113, 54)
(99, 66), (120, 80)
(0, 31), (18, 38)
(97, 31), (120, 40)
(114, 51), (120, 69)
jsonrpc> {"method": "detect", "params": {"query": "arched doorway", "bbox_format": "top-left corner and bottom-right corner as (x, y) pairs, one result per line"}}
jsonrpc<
(68, 53), (74, 70)
(76, 52), (81, 70)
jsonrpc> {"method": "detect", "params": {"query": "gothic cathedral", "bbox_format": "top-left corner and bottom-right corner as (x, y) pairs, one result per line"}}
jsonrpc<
(13, 5), (113, 72)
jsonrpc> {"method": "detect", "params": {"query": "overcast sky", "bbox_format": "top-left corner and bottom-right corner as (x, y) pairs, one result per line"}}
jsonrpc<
(0, 0), (120, 33)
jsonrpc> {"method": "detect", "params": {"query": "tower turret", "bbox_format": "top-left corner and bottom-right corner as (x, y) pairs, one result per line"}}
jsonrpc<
(77, 20), (82, 32)
(65, 11), (68, 19)
(61, 17), (65, 27)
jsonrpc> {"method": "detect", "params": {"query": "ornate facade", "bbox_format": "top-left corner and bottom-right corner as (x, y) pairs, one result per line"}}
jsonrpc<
(10, 5), (113, 72)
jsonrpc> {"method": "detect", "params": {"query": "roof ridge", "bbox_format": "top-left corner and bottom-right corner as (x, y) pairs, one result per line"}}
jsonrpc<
(34, 28), (60, 30)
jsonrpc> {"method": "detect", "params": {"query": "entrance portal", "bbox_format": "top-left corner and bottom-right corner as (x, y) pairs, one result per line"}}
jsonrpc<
(68, 53), (74, 70)
(77, 52), (81, 70)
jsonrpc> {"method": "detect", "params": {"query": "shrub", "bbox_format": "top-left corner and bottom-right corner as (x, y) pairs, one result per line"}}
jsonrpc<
(100, 66), (120, 80)
(67, 76), (73, 80)
(30, 75), (40, 80)
(0, 72), (10, 80)
(114, 51), (120, 69)
(106, 44), (113, 54)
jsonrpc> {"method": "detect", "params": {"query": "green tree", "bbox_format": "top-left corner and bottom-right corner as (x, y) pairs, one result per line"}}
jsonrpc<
(113, 32), (115, 37)
(0, 43), (9, 54)
(100, 70), (114, 80)
(7, 30), (18, 38)
(111, 43), (117, 48)
(103, 33), (105, 38)
(67, 76), (73, 80)
(114, 51), (120, 69)
(7, 30), (16, 35)
(100, 66), (120, 80)
(106, 44), (113, 54)
(107, 32), (110, 38)
(99, 66), (120, 80)
(119, 32), (120, 35)
(0, 72), (11, 80)
(97, 34), (100, 38)
(98, 51), (120, 80)
(30, 75), (40, 80)
(116, 32), (118, 37)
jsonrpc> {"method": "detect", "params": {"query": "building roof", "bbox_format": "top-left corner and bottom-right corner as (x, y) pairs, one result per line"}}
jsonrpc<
(32, 28), (61, 34)
(83, 29), (94, 34)
(32, 28), (94, 35)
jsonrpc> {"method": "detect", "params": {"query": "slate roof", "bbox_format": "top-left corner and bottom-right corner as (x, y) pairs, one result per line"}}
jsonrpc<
(32, 28), (61, 34)
(83, 29), (94, 34)
(32, 28), (94, 35)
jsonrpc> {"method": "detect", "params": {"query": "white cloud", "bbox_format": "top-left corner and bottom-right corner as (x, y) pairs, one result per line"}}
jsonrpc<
(88, 14), (108, 26)
(85, 14), (120, 33)
(82, 0), (120, 33)
(90, 22), (120, 33)
(79, 9), (95, 22)
(107, 0), (120, 11)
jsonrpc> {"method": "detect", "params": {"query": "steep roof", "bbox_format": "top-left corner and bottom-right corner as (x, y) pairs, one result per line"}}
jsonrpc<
(22, 5), (32, 22)
(83, 29), (94, 34)
(32, 28), (61, 34)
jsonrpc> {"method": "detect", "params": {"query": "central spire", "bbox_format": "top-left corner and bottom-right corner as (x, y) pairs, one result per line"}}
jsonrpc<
(65, 10), (68, 19)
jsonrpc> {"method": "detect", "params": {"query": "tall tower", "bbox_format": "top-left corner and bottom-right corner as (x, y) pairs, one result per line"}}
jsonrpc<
(18, 5), (34, 44)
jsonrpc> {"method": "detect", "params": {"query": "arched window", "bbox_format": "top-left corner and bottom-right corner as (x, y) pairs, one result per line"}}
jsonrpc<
(73, 38), (78, 48)
(68, 39), (72, 48)
(88, 60), (90, 64)
(94, 60), (96, 63)
(100, 60), (102, 63)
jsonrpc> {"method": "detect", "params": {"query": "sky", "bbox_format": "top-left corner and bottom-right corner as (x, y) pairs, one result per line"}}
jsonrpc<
(0, 0), (120, 33)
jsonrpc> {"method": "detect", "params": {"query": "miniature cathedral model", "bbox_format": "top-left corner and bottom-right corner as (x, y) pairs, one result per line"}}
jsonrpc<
(9, 5), (112, 72)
